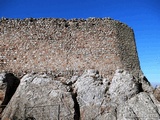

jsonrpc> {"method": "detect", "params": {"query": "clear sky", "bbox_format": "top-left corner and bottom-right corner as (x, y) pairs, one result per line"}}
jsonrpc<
(0, 0), (160, 86)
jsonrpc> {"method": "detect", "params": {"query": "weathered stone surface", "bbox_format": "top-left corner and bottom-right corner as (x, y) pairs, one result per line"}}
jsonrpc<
(117, 92), (160, 120)
(74, 69), (116, 119)
(108, 69), (141, 104)
(154, 85), (160, 102)
(139, 73), (154, 93)
(0, 73), (6, 108)
(149, 93), (160, 115)
(1, 73), (75, 120)
(117, 104), (138, 120)
(0, 73), (5, 85)
(74, 70), (106, 105)
(1, 69), (160, 120)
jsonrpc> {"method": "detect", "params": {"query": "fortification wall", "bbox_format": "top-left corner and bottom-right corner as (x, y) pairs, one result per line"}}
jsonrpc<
(0, 18), (140, 79)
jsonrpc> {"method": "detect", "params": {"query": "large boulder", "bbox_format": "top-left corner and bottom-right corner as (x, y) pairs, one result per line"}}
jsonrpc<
(1, 73), (75, 120)
(108, 69), (141, 104)
(74, 69), (117, 120)
(117, 92), (160, 120)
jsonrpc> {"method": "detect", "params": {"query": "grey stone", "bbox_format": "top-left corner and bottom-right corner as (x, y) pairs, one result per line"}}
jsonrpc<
(0, 73), (5, 85)
(149, 93), (160, 114)
(81, 69), (99, 78)
(70, 75), (79, 83)
(1, 69), (160, 120)
(128, 92), (160, 120)
(117, 104), (138, 120)
(154, 85), (160, 102)
(74, 69), (115, 119)
(117, 92), (160, 120)
(139, 73), (154, 93)
(1, 73), (75, 120)
(108, 69), (140, 104)
(79, 104), (117, 120)
(65, 75), (79, 85)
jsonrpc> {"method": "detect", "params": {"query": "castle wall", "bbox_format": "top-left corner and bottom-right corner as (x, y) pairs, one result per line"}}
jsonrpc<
(0, 18), (140, 79)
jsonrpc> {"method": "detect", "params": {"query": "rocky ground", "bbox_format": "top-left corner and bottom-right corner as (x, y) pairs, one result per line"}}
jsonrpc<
(0, 69), (160, 120)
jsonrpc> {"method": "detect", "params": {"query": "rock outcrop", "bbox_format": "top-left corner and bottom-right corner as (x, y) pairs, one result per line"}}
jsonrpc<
(154, 86), (160, 102)
(1, 73), (75, 120)
(0, 69), (160, 120)
(74, 69), (113, 120)
(117, 92), (160, 120)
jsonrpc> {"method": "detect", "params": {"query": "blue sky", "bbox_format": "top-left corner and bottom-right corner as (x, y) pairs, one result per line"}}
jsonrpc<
(0, 0), (160, 86)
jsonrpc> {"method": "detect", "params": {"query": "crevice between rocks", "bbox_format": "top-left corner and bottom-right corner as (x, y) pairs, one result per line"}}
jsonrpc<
(71, 92), (80, 120)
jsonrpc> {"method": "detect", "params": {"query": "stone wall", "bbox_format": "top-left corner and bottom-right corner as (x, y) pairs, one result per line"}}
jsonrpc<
(0, 18), (140, 79)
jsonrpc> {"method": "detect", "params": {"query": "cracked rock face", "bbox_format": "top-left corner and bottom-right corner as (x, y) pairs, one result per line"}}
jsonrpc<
(117, 92), (160, 120)
(74, 69), (114, 120)
(108, 69), (141, 104)
(1, 69), (160, 120)
(1, 73), (75, 120)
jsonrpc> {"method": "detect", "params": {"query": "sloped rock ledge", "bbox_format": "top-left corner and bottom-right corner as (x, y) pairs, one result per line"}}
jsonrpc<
(1, 69), (159, 120)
